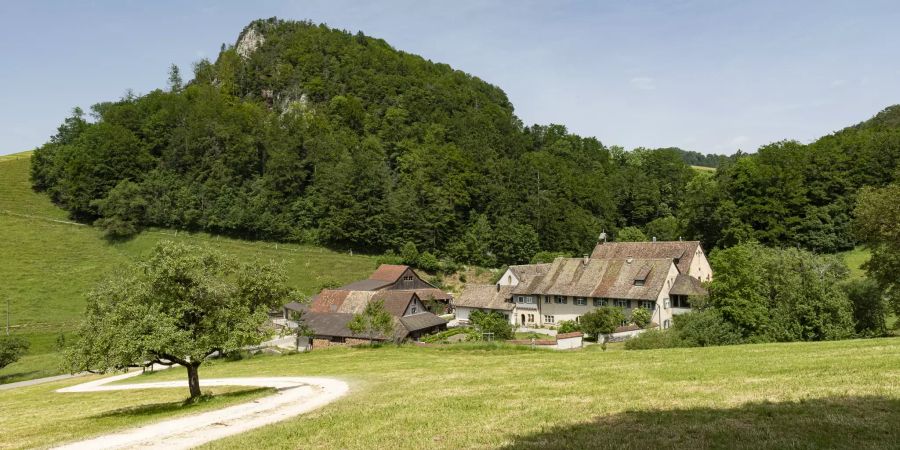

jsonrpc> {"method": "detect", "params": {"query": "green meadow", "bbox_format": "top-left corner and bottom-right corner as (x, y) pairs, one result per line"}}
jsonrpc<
(1, 338), (898, 449)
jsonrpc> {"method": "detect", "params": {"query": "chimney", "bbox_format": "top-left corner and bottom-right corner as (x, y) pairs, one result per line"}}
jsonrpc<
(582, 254), (589, 265)
(652, 236), (657, 242)
(496, 283), (500, 292)
(626, 257), (634, 264)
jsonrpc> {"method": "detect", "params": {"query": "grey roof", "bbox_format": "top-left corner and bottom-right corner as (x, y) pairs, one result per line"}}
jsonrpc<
(454, 284), (515, 311)
(669, 273), (708, 297)
(303, 312), (360, 339)
(591, 241), (701, 275)
(520, 257), (676, 301)
(400, 313), (449, 333)
(508, 264), (552, 283)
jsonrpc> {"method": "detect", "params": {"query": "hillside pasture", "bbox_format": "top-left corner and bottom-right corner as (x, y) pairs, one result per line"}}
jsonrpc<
(0, 155), (379, 383)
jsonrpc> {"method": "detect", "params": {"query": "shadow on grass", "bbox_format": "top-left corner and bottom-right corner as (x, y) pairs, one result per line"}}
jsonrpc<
(89, 387), (273, 419)
(501, 396), (900, 449)
(0, 370), (42, 384)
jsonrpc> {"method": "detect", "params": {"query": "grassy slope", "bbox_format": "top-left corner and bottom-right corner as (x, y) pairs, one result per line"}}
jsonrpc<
(839, 246), (870, 280)
(1, 338), (898, 449)
(0, 154), (378, 383)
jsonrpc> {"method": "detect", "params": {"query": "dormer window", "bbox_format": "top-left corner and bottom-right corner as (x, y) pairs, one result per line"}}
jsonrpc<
(634, 265), (650, 286)
(403, 275), (413, 282)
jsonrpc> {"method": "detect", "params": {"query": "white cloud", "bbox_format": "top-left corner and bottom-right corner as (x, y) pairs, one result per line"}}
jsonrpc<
(629, 76), (655, 91)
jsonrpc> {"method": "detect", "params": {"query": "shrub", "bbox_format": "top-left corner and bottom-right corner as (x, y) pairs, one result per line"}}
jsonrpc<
(630, 308), (651, 328)
(417, 252), (440, 272)
(843, 278), (888, 336)
(400, 241), (419, 266)
(624, 329), (679, 350)
(615, 226), (647, 242)
(557, 320), (581, 334)
(421, 328), (468, 343)
(674, 310), (744, 347)
(530, 251), (570, 264)
(469, 310), (514, 340)
(376, 250), (403, 266)
(0, 336), (29, 369)
(580, 307), (625, 343)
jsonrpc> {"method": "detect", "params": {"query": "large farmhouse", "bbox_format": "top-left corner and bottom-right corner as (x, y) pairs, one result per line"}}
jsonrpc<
(282, 265), (450, 347)
(454, 240), (711, 330)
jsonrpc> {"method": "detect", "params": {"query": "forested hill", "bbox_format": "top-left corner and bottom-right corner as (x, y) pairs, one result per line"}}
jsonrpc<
(30, 18), (900, 264)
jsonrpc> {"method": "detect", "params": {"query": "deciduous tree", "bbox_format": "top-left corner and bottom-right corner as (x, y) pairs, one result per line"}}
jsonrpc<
(65, 241), (293, 399)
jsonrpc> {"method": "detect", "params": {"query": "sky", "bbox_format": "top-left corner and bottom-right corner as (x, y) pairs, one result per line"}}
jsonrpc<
(2, 0), (900, 156)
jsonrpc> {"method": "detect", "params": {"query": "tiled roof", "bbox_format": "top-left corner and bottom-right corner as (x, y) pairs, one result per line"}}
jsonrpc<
(369, 264), (410, 282)
(522, 257), (675, 301)
(669, 274), (708, 297)
(339, 279), (392, 291)
(407, 288), (452, 301)
(399, 313), (448, 333)
(508, 264), (552, 283)
(454, 284), (515, 311)
(590, 241), (701, 274)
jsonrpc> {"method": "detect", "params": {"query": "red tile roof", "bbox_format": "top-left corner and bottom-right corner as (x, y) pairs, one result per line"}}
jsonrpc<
(369, 264), (410, 282)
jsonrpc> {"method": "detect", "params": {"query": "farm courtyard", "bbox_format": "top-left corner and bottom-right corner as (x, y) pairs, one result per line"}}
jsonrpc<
(1, 337), (898, 449)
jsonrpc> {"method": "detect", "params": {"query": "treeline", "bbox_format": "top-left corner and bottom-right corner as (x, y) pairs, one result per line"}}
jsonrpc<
(666, 147), (731, 168)
(30, 18), (900, 265)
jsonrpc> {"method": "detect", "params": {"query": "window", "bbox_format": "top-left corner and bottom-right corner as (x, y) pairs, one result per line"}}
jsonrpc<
(620, 319), (628, 327)
(554, 296), (567, 304)
(516, 296), (524, 303)
(634, 280), (645, 286)
(663, 319), (671, 329)
(593, 298), (607, 307)
(528, 314), (534, 322)
(507, 275), (512, 284)
(525, 297), (535, 304)
(403, 275), (413, 282)
(671, 295), (692, 308)
(574, 297), (587, 306)
(639, 301), (655, 309)
(575, 316), (580, 323)
(411, 305), (418, 314)
(544, 315), (555, 324)
(544, 296), (550, 304)
(330, 336), (346, 343)
(614, 299), (630, 308)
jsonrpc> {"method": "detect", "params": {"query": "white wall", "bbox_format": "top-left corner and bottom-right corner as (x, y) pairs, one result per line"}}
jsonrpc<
(556, 335), (583, 349)
(689, 245), (713, 282)
(497, 268), (519, 286)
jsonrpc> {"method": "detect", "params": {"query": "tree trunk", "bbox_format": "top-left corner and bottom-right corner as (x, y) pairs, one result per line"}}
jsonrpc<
(186, 363), (202, 399)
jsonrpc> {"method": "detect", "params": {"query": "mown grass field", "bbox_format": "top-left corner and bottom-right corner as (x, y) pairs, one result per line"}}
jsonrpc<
(1, 338), (898, 449)
(0, 153), (379, 383)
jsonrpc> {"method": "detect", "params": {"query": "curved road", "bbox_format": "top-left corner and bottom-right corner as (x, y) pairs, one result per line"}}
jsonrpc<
(53, 370), (349, 450)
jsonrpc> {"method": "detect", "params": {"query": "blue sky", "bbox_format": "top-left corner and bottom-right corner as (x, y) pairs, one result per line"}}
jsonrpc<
(2, 0), (899, 156)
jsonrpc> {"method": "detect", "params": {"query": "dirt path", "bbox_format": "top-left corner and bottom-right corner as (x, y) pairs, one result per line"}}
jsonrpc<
(53, 370), (349, 450)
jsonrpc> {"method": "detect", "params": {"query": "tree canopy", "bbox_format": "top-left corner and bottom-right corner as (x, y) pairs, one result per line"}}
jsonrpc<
(64, 240), (294, 398)
(30, 18), (900, 265)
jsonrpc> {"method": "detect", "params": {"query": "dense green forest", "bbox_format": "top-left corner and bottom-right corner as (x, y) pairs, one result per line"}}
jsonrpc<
(30, 18), (900, 265)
